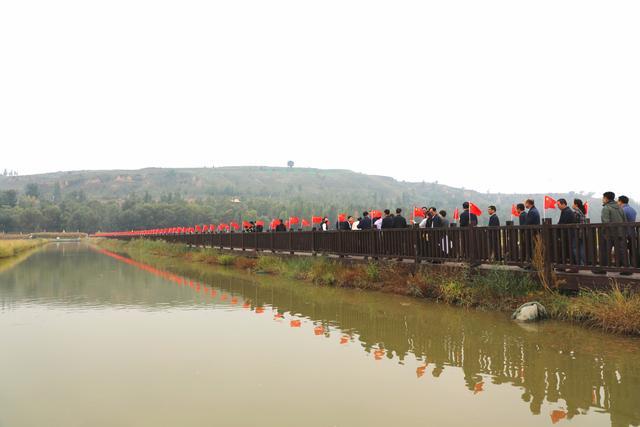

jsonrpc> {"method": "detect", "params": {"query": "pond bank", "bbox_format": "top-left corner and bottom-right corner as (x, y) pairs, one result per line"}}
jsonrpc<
(0, 239), (47, 259)
(94, 238), (640, 336)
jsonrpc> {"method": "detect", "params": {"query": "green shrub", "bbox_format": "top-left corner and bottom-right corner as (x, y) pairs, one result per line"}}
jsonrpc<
(364, 262), (380, 282)
(217, 254), (236, 266)
(439, 280), (473, 306)
(254, 255), (286, 274)
(472, 267), (538, 298)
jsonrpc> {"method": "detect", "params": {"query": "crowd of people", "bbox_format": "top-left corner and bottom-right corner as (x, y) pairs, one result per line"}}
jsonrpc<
(243, 193), (636, 233)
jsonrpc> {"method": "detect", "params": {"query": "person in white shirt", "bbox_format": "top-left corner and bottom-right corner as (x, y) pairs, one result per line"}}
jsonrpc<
(374, 217), (383, 229)
(352, 217), (360, 230)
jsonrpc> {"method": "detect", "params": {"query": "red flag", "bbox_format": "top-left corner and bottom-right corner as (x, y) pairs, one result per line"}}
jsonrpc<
(370, 210), (382, 218)
(511, 204), (518, 217)
(544, 196), (557, 209)
(413, 207), (424, 218)
(337, 213), (347, 222)
(469, 202), (482, 216)
(289, 216), (299, 225)
(584, 202), (589, 216)
(209, 224), (215, 231)
(195, 224), (202, 232)
(256, 220), (265, 227)
(229, 221), (240, 231)
(217, 223), (227, 231)
(242, 220), (251, 228)
(311, 216), (322, 224)
(284, 220), (290, 228)
(301, 219), (310, 227)
(453, 208), (460, 221)
(202, 224), (209, 232)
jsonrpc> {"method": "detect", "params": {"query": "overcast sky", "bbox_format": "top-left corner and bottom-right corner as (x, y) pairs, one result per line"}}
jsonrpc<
(1, 0), (638, 198)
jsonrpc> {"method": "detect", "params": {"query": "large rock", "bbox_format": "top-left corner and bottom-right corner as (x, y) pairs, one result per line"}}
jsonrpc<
(512, 302), (548, 322)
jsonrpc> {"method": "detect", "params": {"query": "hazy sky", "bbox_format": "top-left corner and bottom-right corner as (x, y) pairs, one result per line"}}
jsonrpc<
(1, 0), (639, 198)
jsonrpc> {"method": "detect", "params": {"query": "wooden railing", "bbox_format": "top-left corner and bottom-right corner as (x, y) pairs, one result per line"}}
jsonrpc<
(107, 221), (640, 274)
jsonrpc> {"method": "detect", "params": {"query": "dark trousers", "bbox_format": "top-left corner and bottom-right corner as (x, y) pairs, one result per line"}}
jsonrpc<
(599, 235), (628, 267)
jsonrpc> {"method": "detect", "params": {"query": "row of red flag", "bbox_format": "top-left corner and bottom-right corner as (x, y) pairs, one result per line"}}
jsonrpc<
(94, 197), (582, 237)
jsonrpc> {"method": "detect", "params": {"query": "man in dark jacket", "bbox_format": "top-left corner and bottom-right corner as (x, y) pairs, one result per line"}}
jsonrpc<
(357, 211), (372, 230)
(392, 208), (407, 228)
(555, 198), (577, 270)
(275, 219), (287, 232)
(459, 202), (478, 227)
(488, 205), (500, 226)
(430, 208), (444, 228)
(381, 209), (395, 229)
(516, 203), (526, 225)
(557, 199), (576, 224)
(524, 199), (540, 225)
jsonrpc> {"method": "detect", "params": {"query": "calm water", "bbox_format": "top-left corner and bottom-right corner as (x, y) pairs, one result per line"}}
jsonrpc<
(1, 244), (639, 427)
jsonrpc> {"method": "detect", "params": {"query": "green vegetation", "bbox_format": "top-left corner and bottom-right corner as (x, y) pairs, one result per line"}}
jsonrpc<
(0, 239), (46, 259)
(0, 166), (612, 233)
(94, 238), (640, 336)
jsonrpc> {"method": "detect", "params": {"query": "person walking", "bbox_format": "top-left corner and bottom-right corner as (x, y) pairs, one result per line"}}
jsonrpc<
(459, 202), (478, 227)
(571, 199), (587, 266)
(516, 203), (526, 225)
(488, 206), (500, 226)
(524, 199), (540, 225)
(594, 192), (628, 274)
(557, 199), (576, 224)
(618, 195), (637, 222)
(352, 217), (361, 230)
(275, 219), (287, 232)
(618, 195), (637, 272)
(381, 209), (394, 229)
(555, 198), (576, 271)
(392, 208), (407, 228)
(439, 210), (450, 228)
(357, 212), (372, 230)
(429, 208), (444, 228)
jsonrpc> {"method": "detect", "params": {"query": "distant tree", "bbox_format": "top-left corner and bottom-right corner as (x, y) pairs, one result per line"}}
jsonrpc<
(25, 183), (40, 199)
(143, 191), (152, 203)
(42, 205), (63, 231)
(0, 190), (18, 207)
(53, 182), (62, 202)
(287, 160), (294, 168)
(2, 169), (7, 176)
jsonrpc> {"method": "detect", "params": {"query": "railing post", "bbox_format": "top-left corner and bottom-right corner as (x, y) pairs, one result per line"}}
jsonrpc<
(242, 231), (245, 251)
(311, 229), (317, 256)
(468, 226), (477, 267)
(414, 227), (420, 264)
(271, 231), (275, 253)
(542, 218), (553, 285)
(289, 230), (294, 255)
(337, 230), (342, 256)
(372, 229), (378, 260)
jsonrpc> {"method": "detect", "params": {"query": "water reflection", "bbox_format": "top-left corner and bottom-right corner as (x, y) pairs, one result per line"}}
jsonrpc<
(1, 243), (639, 427)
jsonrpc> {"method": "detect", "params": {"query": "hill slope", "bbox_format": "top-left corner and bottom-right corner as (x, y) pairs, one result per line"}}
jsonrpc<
(0, 166), (599, 209)
(0, 166), (628, 232)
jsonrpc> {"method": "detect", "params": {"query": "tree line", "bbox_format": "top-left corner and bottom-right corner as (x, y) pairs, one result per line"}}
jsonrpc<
(0, 185), (393, 233)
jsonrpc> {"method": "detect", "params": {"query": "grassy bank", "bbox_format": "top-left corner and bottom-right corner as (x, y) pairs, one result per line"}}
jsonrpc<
(0, 239), (47, 259)
(94, 238), (640, 336)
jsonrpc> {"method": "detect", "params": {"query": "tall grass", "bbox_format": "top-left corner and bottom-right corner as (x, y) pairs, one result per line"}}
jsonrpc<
(0, 239), (46, 258)
(544, 285), (640, 335)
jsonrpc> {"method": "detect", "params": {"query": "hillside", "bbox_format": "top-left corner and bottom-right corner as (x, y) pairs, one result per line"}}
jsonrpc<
(0, 166), (629, 232)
